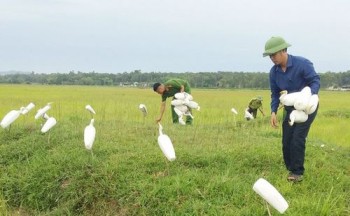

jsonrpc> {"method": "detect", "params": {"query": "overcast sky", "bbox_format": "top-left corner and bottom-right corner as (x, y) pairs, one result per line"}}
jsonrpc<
(1, 0), (349, 73)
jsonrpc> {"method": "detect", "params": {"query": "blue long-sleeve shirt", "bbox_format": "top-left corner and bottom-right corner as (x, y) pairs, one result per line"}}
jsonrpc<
(269, 55), (320, 113)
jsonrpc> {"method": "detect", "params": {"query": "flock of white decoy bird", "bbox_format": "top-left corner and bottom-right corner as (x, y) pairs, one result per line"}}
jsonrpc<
(0, 102), (97, 150)
(0, 89), (319, 214)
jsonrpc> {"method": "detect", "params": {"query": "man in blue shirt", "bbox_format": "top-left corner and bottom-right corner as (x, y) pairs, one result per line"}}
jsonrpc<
(263, 36), (320, 182)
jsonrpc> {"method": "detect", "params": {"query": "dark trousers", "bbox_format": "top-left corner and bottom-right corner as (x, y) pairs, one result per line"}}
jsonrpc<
(282, 105), (318, 175)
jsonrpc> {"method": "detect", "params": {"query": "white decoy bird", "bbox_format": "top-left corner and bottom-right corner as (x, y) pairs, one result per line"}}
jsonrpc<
(289, 110), (308, 126)
(35, 103), (52, 119)
(41, 116), (57, 133)
(138, 104), (148, 117)
(253, 178), (289, 214)
(84, 119), (96, 150)
(85, 105), (96, 115)
(174, 92), (193, 101)
(21, 102), (35, 115)
(231, 108), (238, 115)
(0, 108), (24, 129)
(157, 123), (176, 161)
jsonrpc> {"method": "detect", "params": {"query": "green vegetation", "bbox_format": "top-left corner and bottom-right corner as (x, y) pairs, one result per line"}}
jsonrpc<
(1, 70), (350, 89)
(0, 85), (349, 215)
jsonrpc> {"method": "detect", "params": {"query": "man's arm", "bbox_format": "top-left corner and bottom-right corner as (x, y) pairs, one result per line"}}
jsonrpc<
(303, 59), (320, 94)
(270, 112), (278, 128)
(156, 101), (166, 123)
(259, 107), (265, 116)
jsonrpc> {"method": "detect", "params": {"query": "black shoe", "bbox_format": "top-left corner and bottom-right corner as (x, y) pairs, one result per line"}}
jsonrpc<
(287, 174), (303, 182)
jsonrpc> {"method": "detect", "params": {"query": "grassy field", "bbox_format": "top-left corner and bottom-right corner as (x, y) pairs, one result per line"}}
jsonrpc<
(0, 84), (349, 215)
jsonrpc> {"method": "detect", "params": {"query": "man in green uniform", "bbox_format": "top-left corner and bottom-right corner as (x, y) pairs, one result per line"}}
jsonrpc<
(246, 96), (265, 119)
(153, 78), (192, 125)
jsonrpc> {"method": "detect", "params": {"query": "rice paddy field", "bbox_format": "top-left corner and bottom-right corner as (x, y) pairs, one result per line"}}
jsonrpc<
(0, 84), (349, 215)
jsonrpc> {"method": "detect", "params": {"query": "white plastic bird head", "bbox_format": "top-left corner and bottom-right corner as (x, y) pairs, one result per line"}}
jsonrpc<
(138, 104), (147, 116)
(44, 102), (53, 109)
(231, 108), (238, 115)
(25, 102), (35, 110)
(21, 103), (35, 115)
(85, 105), (96, 115)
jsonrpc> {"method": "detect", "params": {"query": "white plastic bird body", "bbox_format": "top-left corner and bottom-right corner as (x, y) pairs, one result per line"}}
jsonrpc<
(174, 92), (193, 101)
(1, 110), (22, 128)
(289, 110), (308, 126)
(35, 103), (52, 119)
(294, 87), (312, 111)
(173, 106), (186, 125)
(21, 102), (35, 115)
(171, 99), (185, 106)
(184, 100), (199, 109)
(174, 105), (188, 115)
(279, 91), (300, 106)
(173, 107), (185, 125)
(244, 108), (254, 120)
(174, 105), (194, 125)
(294, 98), (310, 111)
(305, 94), (319, 115)
(84, 119), (96, 150)
(138, 104), (148, 116)
(157, 123), (176, 161)
(253, 178), (289, 214)
(231, 108), (238, 115)
(300, 86), (312, 95)
(41, 117), (57, 133)
(174, 106), (185, 116)
(85, 105), (96, 115)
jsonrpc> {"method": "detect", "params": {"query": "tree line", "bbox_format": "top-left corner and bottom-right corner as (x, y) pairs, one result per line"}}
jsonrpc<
(1, 70), (349, 89)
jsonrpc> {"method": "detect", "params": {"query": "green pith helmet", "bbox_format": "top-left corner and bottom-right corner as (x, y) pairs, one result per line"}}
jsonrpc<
(263, 36), (291, 57)
(257, 96), (263, 101)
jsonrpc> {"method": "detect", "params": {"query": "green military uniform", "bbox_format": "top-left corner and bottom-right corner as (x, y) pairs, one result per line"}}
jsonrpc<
(248, 97), (263, 118)
(161, 79), (192, 124)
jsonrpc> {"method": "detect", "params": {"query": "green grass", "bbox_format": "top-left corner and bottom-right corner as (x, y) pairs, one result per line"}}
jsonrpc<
(0, 84), (349, 215)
